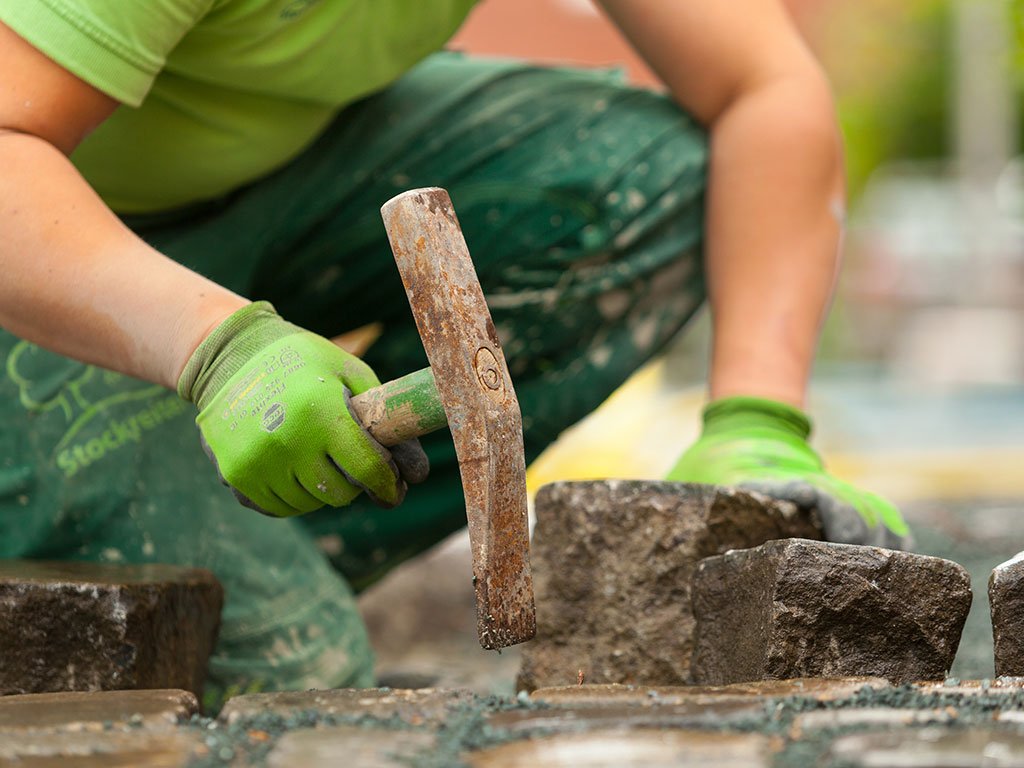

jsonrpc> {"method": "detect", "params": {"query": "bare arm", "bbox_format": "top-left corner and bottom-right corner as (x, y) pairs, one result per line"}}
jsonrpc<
(0, 21), (247, 388)
(597, 0), (844, 407)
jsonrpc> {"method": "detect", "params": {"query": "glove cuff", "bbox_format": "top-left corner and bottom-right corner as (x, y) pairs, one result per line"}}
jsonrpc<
(177, 301), (300, 409)
(702, 396), (812, 441)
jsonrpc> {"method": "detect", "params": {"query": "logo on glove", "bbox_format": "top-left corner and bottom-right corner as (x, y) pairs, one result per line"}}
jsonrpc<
(262, 402), (286, 433)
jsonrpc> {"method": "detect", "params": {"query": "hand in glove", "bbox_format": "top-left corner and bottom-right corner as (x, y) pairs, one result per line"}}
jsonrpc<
(178, 302), (427, 517)
(666, 396), (910, 548)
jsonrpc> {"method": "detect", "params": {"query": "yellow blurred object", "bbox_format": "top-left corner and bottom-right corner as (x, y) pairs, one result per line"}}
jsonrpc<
(827, 451), (1024, 503)
(331, 323), (384, 357)
(526, 357), (1024, 503)
(526, 357), (704, 492)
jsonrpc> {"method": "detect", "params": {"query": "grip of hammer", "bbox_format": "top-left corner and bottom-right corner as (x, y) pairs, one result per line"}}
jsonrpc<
(349, 367), (448, 447)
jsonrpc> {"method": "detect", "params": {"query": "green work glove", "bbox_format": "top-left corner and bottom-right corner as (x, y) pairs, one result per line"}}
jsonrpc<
(178, 302), (428, 517)
(666, 396), (911, 549)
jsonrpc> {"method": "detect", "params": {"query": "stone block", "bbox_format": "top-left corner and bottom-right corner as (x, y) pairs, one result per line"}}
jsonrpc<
(990, 554), (1024, 677)
(466, 730), (776, 768)
(517, 481), (821, 691)
(827, 726), (1024, 767)
(0, 730), (205, 767)
(0, 561), (222, 700)
(0, 689), (197, 733)
(791, 706), (957, 737)
(915, 678), (1024, 696)
(219, 687), (475, 727)
(486, 699), (765, 733)
(691, 539), (972, 685)
(267, 726), (434, 768)
(530, 677), (889, 707)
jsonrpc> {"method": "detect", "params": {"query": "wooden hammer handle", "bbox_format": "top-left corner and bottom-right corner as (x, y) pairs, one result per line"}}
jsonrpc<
(348, 367), (447, 446)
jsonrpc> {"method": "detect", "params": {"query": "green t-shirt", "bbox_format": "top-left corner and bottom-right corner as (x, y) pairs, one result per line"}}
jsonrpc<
(0, 0), (477, 212)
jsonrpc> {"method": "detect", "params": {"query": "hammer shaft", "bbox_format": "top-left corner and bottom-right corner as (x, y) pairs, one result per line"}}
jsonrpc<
(376, 188), (536, 649)
(349, 367), (447, 446)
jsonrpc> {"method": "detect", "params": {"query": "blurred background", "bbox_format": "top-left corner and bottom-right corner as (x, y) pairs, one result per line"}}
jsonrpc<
(359, 0), (1024, 684)
(449, 0), (1024, 502)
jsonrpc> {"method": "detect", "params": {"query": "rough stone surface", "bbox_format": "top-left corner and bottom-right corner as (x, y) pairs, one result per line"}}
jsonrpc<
(691, 538), (972, 685)
(827, 726), (1024, 767)
(0, 561), (223, 700)
(0, 689), (197, 732)
(218, 687), (475, 726)
(531, 678), (890, 706)
(517, 481), (821, 691)
(266, 726), (434, 768)
(466, 730), (776, 768)
(991, 554), (1024, 677)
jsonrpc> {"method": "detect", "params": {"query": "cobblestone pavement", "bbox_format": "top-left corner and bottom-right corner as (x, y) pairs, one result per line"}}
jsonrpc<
(4, 497), (1024, 765)
(11, 678), (1024, 766)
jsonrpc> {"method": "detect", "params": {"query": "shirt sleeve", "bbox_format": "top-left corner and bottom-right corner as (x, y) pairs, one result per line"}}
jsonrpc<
(0, 0), (214, 106)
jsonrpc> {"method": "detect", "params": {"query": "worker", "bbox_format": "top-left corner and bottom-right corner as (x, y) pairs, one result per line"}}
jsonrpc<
(0, 0), (909, 706)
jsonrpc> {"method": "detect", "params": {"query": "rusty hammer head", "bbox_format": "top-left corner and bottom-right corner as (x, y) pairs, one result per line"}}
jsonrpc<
(379, 188), (535, 650)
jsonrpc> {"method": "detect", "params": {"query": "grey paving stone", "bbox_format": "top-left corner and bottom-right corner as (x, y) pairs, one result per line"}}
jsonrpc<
(487, 698), (766, 733)
(531, 677), (889, 706)
(0, 560), (222, 699)
(691, 539), (972, 685)
(219, 687), (475, 726)
(827, 726), (1024, 767)
(465, 729), (776, 768)
(995, 711), (1024, 725)
(266, 726), (434, 768)
(915, 678), (1024, 696)
(792, 706), (958, 736)
(0, 689), (197, 733)
(0, 730), (205, 767)
(682, 676), (892, 701)
(991, 554), (1024, 677)
(517, 481), (821, 691)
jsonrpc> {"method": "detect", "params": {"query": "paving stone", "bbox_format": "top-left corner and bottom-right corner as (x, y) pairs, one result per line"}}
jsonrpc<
(915, 678), (1024, 696)
(487, 698), (766, 733)
(0, 730), (205, 767)
(465, 729), (776, 768)
(517, 481), (821, 691)
(991, 554), (1024, 677)
(531, 677), (889, 706)
(691, 538), (972, 685)
(0, 689), (197, 732)
(827, 726), (1024, 767)
(219, 687), (475, 726)
(680, 676), (892, 701)
(266, 726), (435, 768)
(792, 706), (958, 736)
(0, 560), (223, 699)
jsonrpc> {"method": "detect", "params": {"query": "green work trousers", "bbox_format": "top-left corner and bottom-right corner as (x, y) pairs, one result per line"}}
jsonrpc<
(0, 53), (707, 707)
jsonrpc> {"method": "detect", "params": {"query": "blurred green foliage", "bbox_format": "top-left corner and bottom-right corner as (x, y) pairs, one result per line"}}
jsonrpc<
(823, 0), (953, 199)
(825, 0), (1024, 199)
(1014, 0), (1024, 81)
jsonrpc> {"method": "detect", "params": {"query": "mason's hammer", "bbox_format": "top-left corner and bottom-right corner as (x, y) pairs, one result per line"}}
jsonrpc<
(349, 188), (535, 650)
